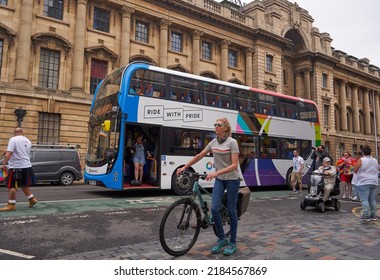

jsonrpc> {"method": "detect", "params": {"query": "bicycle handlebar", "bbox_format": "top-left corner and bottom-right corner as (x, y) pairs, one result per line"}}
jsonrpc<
(181, 170), (208, 180)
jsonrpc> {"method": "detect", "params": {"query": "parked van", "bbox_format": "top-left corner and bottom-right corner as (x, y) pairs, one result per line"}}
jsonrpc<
(30, 145), (83, 186)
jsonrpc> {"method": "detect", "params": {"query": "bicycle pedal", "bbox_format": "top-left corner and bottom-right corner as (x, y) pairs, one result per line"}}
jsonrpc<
(201, 219), (209, 229)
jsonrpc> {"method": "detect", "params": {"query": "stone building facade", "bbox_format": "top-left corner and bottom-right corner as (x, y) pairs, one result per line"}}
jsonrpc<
(0, 0), (379, 162)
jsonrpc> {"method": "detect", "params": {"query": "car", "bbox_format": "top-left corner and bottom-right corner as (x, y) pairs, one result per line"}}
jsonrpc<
(1, 145), (83, 186)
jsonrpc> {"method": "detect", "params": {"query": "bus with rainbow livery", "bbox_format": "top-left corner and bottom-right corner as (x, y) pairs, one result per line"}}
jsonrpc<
(84, 62), (320, 194)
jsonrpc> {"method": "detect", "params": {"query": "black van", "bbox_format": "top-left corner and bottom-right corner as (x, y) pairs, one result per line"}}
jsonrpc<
(30, 145), (83, 186)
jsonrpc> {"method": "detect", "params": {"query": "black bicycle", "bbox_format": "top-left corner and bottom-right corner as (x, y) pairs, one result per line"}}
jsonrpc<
(159, 171), (231, 256)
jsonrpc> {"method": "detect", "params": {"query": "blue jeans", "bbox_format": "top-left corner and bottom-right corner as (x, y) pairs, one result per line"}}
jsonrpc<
(352, 184), (359, 198)
(356, 184), (377, 218)
(211, 179), (240, 244)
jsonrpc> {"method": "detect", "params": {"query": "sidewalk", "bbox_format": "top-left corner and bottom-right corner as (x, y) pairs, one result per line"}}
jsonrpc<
(58, 207), (380, 260)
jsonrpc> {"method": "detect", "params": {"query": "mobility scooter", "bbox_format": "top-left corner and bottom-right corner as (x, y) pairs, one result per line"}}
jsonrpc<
(300, 165), (341, 212)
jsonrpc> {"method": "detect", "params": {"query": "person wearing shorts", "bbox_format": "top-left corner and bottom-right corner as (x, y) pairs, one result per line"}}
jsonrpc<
(0, 128), (38, 211)
(291, 150), (304, 195)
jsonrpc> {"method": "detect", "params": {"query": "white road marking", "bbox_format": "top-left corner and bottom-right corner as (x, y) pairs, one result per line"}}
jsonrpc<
(0, 248), (35, 259)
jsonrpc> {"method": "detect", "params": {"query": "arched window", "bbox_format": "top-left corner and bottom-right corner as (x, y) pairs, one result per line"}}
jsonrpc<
(85, 45), (118, 94)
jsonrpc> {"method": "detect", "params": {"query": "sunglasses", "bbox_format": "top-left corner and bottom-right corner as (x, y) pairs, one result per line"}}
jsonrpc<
(214, 123), (225, 127)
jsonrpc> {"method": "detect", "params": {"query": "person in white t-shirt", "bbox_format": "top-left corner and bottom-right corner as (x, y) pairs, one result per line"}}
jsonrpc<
(291, 150), (304, 195)
(353, 145), (378, 222)
(0, 128), (38, 211)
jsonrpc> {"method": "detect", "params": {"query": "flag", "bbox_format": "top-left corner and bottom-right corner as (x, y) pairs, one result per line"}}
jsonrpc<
(0, 168), (7, 182)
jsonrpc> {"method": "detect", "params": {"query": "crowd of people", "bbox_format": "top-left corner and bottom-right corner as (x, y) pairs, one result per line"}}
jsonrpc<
(305, 145), (379, 222)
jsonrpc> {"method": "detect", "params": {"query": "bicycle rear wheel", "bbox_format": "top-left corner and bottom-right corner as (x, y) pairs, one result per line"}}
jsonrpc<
(212, 194), (231, 238)
(159, 197), (201, 256)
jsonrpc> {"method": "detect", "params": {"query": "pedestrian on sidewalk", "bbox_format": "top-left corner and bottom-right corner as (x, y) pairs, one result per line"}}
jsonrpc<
(177, 118), (240, 256)
(353, 145), (378, 222)
(336, 150), (354, 199)
(291, 150), (304, 195)
(351, 151), (362, 202)
(0, 127), (38, 211)
(310, 145), (329, 170)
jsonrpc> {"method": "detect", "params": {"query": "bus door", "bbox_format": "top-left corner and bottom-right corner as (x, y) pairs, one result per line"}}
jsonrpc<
(123, 123), (161, 188)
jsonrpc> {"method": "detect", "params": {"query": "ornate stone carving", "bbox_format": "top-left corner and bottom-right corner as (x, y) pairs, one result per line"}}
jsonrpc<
(192, 29), (204, 40)
(288, 2), (301, 28)
(121, 5), (135, 18)
(244, 47), (255, 56)
(220, 39), (231, 49)
(160, 18), (172, 30)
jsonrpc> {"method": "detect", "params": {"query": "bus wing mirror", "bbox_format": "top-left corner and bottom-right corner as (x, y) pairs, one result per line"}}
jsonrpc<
(102, 120), (111, 132)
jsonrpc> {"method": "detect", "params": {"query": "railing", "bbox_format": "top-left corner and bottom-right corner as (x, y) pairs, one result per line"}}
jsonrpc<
(231, 9), (245, 23)
(204, 0), (221, 13)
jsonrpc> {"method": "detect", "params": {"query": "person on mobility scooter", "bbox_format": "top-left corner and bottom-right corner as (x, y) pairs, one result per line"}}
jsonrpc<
(301, 157), (341, 212)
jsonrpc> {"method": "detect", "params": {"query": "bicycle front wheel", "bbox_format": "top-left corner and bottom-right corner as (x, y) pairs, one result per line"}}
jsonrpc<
(159, 198), (201, 256)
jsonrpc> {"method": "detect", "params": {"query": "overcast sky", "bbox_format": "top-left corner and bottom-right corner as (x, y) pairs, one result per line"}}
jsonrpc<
(216, 0), (380, 67)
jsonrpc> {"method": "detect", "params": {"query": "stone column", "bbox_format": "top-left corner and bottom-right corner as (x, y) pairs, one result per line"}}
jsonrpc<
(244, 48), (254, 87)
(192, 30), (203, 75)
(375, 91), (380, 136)
(14, 0), (33, 83)
(304, 69), (311, 100)
(351, 85), (360, 133)
(295, 71), (303, 97)
(220, 39), (230, 81)
(119, 5), (135, 66)
(363, 88), (371, 134)
(70, 0), (87, 92)
(159, 18), (172, 68)
(339, 80), (348, 131)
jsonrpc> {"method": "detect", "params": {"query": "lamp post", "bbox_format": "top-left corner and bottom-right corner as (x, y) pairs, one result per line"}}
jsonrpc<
(14, 107), (27, 127)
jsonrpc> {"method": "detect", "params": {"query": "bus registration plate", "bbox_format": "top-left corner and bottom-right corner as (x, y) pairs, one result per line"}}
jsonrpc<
(89, 180), (97, 186)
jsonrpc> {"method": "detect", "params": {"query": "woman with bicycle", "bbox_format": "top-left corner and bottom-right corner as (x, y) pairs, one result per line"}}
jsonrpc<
(177, 117), (240, 256)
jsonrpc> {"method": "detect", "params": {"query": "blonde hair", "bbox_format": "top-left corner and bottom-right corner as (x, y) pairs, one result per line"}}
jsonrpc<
(216, 117), (231, 137)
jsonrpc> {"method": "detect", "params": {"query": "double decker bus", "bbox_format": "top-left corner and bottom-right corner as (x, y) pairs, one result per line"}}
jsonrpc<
(84, 62), (320, 195)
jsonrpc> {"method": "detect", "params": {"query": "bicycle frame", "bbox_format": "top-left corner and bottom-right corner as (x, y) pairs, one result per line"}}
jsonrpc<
(191, 178), (213, 226)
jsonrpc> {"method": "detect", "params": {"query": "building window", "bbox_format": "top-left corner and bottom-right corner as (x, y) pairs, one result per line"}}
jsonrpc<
(0, 0), (8, 5)
(201, 41), (212, 61)
(38, 112), (61, 144)
(323, 104), (329, 127)
(325, 141), (330, 154)
(93, 7), (110, 33)
(171, 32), (183, 53)
(228, 49), (238, 68)
(265, 54), (273, 72)
(44, 0), (64, 20)
(0, 39), (3, 77)
(322, 73), (328, 88)
(135, 21), (149, 43)
(283, 69), (288, 85)
(38, 48), (60, 89)
(90, 59), (107, 95)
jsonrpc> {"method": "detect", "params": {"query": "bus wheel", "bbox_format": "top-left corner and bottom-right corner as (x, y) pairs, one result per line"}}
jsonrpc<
(172, 170), (194, 196)
(286, 169), (297, 190)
